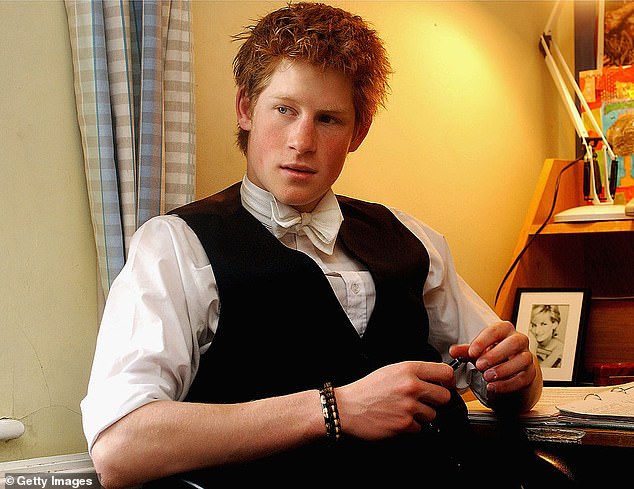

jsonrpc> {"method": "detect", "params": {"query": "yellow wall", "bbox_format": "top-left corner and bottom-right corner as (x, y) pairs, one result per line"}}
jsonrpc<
(1, 0), (575, 462)
(1, 1), (97, 461)
(193, 0), (576, 307)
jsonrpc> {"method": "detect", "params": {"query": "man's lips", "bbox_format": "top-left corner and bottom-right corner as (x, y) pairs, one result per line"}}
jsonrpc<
(281, 164), (317, 174)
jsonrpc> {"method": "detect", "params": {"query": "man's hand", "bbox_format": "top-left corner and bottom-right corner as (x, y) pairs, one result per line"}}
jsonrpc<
(449, 321), (542, 412)
(335, 360), (456, 440)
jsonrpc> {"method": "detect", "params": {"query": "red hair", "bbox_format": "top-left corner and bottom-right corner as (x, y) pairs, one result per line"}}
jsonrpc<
(232, 2), (392, 154)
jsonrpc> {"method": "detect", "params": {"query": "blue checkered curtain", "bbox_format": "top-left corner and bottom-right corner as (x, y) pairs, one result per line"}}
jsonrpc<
(65, 0), (196, 298)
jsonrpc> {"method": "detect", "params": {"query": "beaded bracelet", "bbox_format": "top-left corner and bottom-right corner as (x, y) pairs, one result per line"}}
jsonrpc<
(319, 381), (341, 442)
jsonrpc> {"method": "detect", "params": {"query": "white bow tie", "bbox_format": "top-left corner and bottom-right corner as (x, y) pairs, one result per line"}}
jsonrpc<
(270, 199), (343, 255)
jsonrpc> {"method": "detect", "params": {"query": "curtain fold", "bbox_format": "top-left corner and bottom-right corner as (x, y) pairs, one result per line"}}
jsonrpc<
(65, 0), (195, 298)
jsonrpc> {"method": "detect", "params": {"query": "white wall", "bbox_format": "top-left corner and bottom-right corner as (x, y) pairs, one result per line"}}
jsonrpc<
(1, 1), (97, 461)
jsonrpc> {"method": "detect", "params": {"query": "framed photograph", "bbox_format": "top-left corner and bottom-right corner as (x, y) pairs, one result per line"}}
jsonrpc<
(512, 288), (591, 385)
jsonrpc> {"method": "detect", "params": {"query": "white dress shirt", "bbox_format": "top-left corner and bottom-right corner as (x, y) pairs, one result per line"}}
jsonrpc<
(80, 177), (499, 451)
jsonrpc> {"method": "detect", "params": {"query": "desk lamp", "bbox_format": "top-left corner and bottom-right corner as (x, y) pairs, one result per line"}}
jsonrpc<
(541, 2), (634, 222)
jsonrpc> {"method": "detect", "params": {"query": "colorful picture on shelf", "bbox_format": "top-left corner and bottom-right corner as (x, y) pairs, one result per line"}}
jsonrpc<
(580, 67), (634, 203)
(577, 0), (634, 205)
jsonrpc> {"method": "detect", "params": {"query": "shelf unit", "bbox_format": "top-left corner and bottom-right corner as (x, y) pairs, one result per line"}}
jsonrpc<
(495, 159), (634, 381)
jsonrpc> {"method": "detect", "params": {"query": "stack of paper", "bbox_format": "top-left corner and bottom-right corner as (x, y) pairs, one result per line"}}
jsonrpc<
(555, 381), (634, 429)
(466, 381), (634, 430)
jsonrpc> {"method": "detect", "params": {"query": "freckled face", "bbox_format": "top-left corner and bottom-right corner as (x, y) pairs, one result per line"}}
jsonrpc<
(236, 59), (367, 212)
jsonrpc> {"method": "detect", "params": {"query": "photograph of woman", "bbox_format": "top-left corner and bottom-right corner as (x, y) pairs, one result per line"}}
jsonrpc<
(529, 304), (566, 369)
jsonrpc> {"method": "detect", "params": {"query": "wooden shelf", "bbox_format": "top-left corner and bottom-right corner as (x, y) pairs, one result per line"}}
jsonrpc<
(495, 159), (634, 381)
(532, 220), (634, 235)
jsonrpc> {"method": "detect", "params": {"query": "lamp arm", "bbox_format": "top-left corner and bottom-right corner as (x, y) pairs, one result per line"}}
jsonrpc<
(540, 34), (602, 204)
(543, 0), (634, 217)
(540, 35), (590, 141)
(543, 0), (563, 35)
(549, 38), (617, 161)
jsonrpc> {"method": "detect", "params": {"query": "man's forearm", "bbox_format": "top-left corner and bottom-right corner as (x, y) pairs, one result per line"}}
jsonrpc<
(91, 391), (324, 488)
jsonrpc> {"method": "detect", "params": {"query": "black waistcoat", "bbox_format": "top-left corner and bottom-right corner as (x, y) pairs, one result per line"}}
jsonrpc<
(159, 183), (474, 484)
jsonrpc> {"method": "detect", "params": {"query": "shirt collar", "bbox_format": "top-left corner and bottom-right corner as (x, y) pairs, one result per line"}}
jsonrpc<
(240, 175), (344, 255)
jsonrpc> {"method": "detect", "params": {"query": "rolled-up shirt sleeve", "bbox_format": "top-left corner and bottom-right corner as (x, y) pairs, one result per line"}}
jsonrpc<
(391, 209), (500, 396)
(80, 215), (217, 452)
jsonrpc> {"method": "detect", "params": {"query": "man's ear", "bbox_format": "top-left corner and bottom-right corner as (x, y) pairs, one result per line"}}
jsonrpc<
(349, 122), (371, 153)
(236, 87), (253, 130)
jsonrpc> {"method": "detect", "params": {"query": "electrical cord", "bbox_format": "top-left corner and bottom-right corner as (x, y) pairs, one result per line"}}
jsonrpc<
(494, 157), (583, 307)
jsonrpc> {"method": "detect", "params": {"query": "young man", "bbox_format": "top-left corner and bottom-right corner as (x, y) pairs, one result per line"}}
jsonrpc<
(82, 3), (543, 487)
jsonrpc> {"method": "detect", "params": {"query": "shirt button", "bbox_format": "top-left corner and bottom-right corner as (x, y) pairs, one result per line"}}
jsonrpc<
(351, 282), (360, 294)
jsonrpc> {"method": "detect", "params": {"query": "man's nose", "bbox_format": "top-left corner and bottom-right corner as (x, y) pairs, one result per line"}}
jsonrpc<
(289, 118), (317, 154)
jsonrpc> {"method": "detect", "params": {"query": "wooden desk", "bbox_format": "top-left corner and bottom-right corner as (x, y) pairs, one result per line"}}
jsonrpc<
(466, 394), (634, 486)
(475, 158), (634, 484)
(463, 388), (634, 448)
(495, 158), (634, 383)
